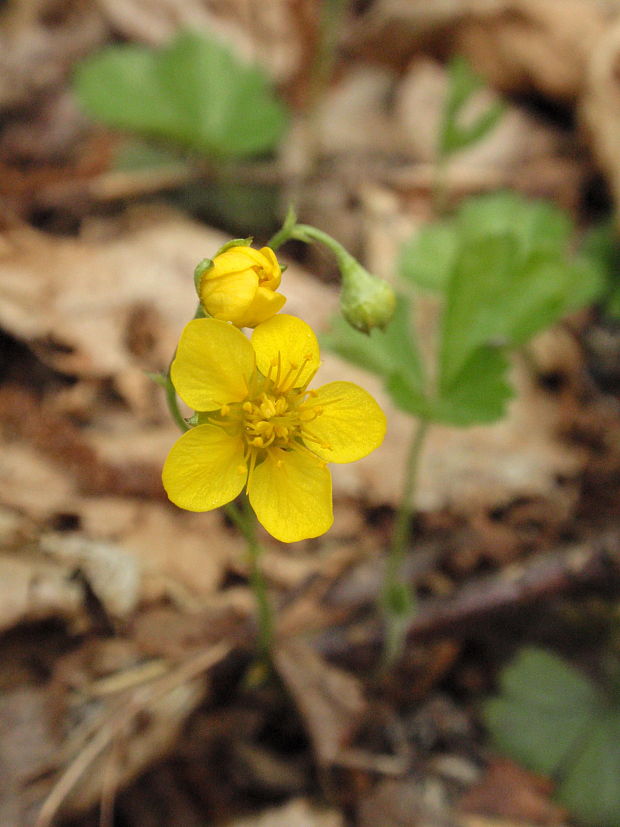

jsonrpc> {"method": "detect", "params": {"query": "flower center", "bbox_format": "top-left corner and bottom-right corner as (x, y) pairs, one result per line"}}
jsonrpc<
(242, 391), (299, 450)
(205, 371), (329, 488)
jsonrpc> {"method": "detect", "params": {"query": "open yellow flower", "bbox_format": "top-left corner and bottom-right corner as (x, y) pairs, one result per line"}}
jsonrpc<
(163, 314), (386, 542)
(197, 245), (285, 328)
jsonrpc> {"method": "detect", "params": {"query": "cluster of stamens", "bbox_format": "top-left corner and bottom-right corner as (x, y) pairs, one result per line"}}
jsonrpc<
(208, 351), (332, 484)
(243, 392), (298, 450)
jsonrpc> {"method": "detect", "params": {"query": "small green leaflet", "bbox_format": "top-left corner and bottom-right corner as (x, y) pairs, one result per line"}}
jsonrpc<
(74, 31), (288, 159)
(483, 647), (620, 827)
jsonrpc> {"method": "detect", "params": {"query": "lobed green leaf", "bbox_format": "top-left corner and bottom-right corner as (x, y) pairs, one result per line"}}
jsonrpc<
(74, 31), (288, 159)
(483, 647), (620, 827)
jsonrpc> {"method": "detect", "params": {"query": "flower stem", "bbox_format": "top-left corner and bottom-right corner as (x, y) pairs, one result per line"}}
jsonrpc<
(268, 220), (355, 271)
(292, 223), (351, 260)
(380, 418), (430, 667)
(225, 497), (274, 660)
(164, 374), (190, 432)
(268, 216), (340, 254)
(267, 206), (299, 251)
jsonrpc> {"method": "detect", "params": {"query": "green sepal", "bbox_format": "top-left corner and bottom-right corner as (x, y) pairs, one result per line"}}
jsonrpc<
(194, 258), (213, 293)
(214, 237), (254, 256)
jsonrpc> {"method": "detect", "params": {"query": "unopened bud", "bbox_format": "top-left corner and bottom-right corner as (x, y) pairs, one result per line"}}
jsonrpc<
(338, 252), (396, 334)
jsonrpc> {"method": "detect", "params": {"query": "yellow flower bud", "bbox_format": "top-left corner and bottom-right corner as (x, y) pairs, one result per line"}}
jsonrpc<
(196, 245), (286, 328)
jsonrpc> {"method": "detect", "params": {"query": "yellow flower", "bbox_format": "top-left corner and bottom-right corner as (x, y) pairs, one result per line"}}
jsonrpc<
(197, 245), (285, 328)
(162, 314), (386, 542)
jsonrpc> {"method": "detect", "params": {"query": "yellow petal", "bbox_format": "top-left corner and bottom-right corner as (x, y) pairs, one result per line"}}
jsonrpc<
(302, 381), (386, 463)
(162, 424), (246, 511)
(211, 246), (265, 274)
(257, 246), (281, 289)
(251, 314), (320, 391)
(237, 286), (286, 328)
(171, 318), (254, 410)
(200, 268), (258, 325)
(249, 448), (333, 542)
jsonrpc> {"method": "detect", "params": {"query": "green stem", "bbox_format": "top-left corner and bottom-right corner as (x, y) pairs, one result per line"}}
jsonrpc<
(293, 223), (349, 258)
(268, 220), (353, 267)
(164, 375), (190, 432)
(225, 497), (274, 660)
(267, 206), (299, 251)
(381, 418), (430, 667)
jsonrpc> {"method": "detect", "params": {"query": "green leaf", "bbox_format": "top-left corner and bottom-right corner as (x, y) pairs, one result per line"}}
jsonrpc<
(74, 30), (288, 159)
(483, 648), (601, 777)
(399, 221), (459, 292)
(433, 346), (513, 425)
(437, 210), (604, 389)
(562, 256), (605, 312)
(439, 233), (518, 385)
(384, 371), (434, 420)
(439, 56), (504, 158)
(606, 282), (620, 318)
(557, 710), (620, 827)
(484, 647), (620, 827)
(459, 192), (570, 256)
(112, 139), (184, 171)
(399, 192), (574, 295)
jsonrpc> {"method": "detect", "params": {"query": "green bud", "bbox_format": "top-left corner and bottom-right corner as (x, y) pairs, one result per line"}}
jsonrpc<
(338, 252), (396, 334)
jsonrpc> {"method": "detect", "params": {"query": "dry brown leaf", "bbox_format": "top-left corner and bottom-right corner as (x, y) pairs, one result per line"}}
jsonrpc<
(0, 442), (76, 521)
(357, 776), (458, 827)
(0, 552), (86, 635)
(228, 798), (345, 827)
(97, 0), (310, 85)
(77, 498), (238, 599)
(453, 0), (607, 102)
(316, 63), (401, 157)
(581, 19), (620, 216)
(347, 0), (608, 102)
(0, 207), (227, 413)
(39, 532), (142, 620)
(458, 758), (567, 825)
(0, 2), (108, 111)
(0, 686), (63, 826)
(274, 639), (366, 766)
